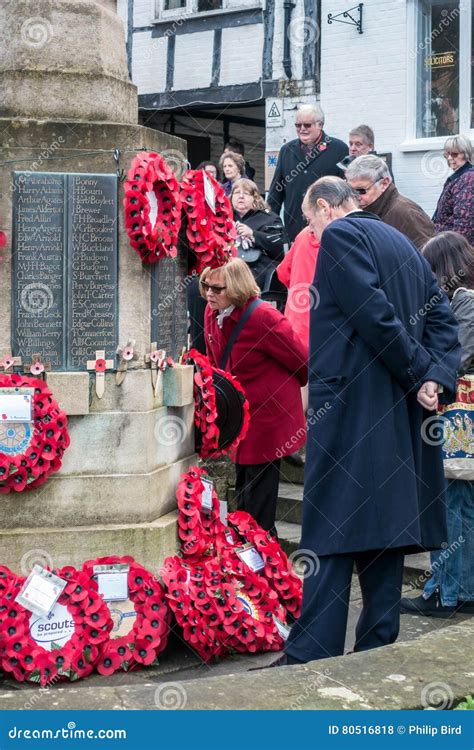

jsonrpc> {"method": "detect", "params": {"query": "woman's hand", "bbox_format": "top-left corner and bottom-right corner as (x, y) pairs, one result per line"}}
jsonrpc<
(236, 222), (254, 241)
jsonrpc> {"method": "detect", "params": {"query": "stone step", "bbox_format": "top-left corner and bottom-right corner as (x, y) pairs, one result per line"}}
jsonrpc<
(275, 520), (301, 557)
(279, 458), (305, 485)
(275, 481), (304, 524)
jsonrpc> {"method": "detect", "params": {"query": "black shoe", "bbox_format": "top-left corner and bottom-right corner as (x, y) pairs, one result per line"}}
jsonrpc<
(457, 600), (474, 614)
(283, 452), (305, 467)
(400, 590), (457, 619)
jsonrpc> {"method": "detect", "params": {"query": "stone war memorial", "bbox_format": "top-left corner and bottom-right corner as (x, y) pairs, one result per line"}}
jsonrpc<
(0, 0), (194, 572)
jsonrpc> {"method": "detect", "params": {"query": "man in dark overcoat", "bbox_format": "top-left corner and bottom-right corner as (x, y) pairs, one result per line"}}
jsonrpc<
(267, 105), (348, 243)
(283, 176), (460, 664)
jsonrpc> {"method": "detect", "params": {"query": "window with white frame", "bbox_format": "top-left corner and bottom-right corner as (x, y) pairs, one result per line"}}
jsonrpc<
(413, 0), (472, 139)
(158, 0), (223, 14)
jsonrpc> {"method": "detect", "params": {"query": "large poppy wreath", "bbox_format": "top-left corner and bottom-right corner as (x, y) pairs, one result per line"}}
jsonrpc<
(185, 349), (250, 459)
(176, 466), (225, 560)
(180, 169), (236, 274)
(223, 512), (302, 620)
(0, 566), (112, 685)
(124, 152), (182, 264)
(0, 374), (70, 494)
(82, 555), (171, 675)
(161, 555), (284, 662)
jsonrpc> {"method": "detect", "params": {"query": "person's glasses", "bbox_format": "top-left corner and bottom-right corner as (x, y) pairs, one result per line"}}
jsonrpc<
(295, 122), (317, 130)
(444, 152), (460, 159)
(353, 178), (382, 195)
(201, 281), (227, 295)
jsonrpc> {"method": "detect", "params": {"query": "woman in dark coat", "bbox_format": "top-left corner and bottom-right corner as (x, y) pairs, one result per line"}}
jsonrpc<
(201, 258), (307, 534)
(433, 135), (474, 243)
(402, 231), (474, 617)
(231, 178), (287, 289)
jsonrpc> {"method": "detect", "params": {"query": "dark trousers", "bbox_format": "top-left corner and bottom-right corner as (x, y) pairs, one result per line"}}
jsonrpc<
(186, 277), (207, 354)
(285, 548), (404, 662)
(234, 460), (281, 534)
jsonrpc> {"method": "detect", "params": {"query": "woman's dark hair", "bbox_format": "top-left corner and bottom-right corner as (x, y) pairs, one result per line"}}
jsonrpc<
(422, 231), (474, 296)
(196, 161), (220, 180)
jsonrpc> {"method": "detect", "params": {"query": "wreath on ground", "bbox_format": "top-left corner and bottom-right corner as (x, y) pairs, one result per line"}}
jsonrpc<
(176, 466), (225, 560)
(0, 374), (70, 494)
(0, 566), (112, 685)
(82, 555), (171, 675)
(185, 350), (250, 459)
(124, 152), (182, 264)
(223, 512), (302, 619)
(180, 169), (236, 274)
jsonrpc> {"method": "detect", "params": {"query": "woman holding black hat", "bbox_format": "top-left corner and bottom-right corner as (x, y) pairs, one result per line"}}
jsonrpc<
(201, 258), (307, 535)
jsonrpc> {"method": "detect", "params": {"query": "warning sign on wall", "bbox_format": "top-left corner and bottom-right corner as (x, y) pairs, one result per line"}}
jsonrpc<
(266, 98), (284, 128)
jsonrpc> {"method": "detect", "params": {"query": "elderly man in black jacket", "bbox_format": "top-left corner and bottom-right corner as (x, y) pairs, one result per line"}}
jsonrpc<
(280, 176), (460, 665)
(267, 105), (348, 242)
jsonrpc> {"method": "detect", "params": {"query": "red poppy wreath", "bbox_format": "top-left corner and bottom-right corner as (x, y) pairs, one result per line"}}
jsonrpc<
(185, 349), (250, 459)
(161, 555), (285, 662)
(0, 374), (70, 494)
(176, 466), (225, 560)
(82, 556), (171, 675)
(223, 512), (302, 619)
(180, 169), (236, 274)
(0, 566), (112, 685)
(124, 152), (182, 264)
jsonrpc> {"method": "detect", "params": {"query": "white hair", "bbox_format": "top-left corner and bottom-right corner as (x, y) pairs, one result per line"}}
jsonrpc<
(296, 104), (325, 126)
(345, 154), (391, 183)
(444, 134), (472, 163)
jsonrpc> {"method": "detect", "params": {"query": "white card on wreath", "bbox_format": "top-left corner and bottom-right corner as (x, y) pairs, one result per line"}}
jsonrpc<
(93, 564), (129, 601)
(236, 543), (265, 572)
(274, 616), (291, 641)
(201, 478), (214, 514)
(16, 565), (66, 618)
(203, 170), (216, 214)
(0, 390), (33, 422)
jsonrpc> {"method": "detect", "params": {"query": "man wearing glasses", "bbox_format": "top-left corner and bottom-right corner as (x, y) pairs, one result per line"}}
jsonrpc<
(267, 104), (348, 243)
(346, 155), (435, 250)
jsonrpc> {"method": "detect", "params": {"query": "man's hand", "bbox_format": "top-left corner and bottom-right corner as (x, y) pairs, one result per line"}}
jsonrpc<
(417, 380), (439, 411)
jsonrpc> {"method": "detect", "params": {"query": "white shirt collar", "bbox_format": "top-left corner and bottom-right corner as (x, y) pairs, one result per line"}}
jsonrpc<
(216, 305), (235, 328)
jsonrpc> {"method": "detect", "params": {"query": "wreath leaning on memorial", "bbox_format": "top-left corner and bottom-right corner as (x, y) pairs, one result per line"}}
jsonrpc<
(0, 566), (112, 685)
(185, 349), (250, 459)
(180, 169), (236, 273)
(82, 556), (171, 675)
(176, 466), (225, 560)
(124, 151), (182, 264)
(0, 374), (70, 494)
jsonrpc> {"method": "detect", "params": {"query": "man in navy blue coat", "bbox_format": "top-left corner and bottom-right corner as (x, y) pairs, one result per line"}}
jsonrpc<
(284, 176), (460, 664)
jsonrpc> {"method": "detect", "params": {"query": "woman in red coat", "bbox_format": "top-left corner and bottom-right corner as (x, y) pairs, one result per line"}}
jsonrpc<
(201, 258), (308, 534)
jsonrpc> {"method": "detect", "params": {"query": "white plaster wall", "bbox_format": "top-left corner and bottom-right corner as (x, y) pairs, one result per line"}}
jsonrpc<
(220, 24), (264, 85)
(131, 32), (168, 93)
(174, 30), (214, 90)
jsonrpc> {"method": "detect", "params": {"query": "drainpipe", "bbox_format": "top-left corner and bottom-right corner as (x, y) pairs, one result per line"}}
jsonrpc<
(283, 0), (295, 79)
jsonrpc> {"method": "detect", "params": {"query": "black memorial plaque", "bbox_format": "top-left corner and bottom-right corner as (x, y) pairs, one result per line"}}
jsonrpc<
(11, 172), (118, 370)
(12, 172), (66, 368)
(67, 175), (118, 370)
(150, 246), (188, 359)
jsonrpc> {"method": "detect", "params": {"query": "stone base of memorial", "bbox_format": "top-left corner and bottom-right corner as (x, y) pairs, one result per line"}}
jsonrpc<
(0, 367), (194, 571)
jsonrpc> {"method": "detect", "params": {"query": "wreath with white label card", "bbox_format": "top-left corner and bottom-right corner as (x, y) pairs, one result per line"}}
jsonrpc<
(82, 555), (171, 675)
(0, 565), (112, 685)
(123, 152), (182, 264)
(0, 374), (70, 494)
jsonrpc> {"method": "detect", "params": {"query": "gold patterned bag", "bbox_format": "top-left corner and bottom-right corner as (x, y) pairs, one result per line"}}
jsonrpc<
(439, 375), (474, 480)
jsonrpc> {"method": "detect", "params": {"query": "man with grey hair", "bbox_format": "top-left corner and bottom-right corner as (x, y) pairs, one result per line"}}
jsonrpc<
(278, 176), (460, 665)
(346, 154), (435, 249)
(267, 104), (348, 242)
